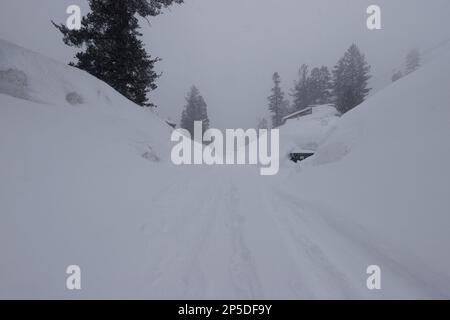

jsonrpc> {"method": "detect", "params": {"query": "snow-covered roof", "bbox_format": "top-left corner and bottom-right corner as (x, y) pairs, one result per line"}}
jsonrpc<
(282, 107), (312, 122)
(290, 147), (315, 154)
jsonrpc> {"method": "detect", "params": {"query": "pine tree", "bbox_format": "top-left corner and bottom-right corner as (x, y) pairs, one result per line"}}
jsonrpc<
(309, 66), (332, 105)
(180, 86), (210, 138)
(268, 72), (289, 128)
(332, 44), (371, 114)
(405, 48), (421, 75)
(52, 0), (183, 107)
(309, 67), (321, 105)
(318, 66), (332, 104)
(291, 64), (311, 112)
(257, 118), (269, 130)
(392, 70), (403, 82)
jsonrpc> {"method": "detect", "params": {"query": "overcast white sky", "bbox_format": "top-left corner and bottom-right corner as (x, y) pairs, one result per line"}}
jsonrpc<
(1, 0), (449, 128)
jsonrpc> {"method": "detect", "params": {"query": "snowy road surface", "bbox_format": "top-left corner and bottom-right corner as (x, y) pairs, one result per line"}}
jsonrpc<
(2, 161), (449, 299)
(115, 165), (449, 299)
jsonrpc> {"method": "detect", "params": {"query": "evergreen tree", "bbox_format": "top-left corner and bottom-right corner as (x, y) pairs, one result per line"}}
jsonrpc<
(180, 86), (210, 138)
(257, 118), (269, 130)
(291, 64), (311, 112)
(309, 66), (332, 105)
(318, 66), (333, 104)
(332, 44), (371, 114)
(52, 0), (183, 107)
(309, 67), (322, 105)
(392, 70), (403, 82)
(268, 72), (289, 128)
(405, 48), (421, 75)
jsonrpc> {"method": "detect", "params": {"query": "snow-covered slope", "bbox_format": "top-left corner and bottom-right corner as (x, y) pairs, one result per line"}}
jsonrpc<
(0, 39), (173, 161)
(278, 43), (450, 295)
(0, 39), (179, 298)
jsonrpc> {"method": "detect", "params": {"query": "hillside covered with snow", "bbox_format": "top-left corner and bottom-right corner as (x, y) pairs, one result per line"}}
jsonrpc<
(278, 42), (450, 296)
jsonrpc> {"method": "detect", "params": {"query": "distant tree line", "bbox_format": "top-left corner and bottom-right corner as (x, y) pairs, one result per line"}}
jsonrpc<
(392, 48), (421, 83)
(267, 44), (372, 128)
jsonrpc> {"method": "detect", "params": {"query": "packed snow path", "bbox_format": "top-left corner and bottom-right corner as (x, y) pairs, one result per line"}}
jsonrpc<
(129, 165), (450, 299)
(2, 161), (449, 299)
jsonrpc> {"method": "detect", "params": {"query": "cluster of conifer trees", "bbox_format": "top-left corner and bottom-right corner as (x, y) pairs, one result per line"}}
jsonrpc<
(268, 44), (372, 127)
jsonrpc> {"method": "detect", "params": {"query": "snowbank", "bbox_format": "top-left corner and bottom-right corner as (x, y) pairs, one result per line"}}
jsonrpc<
(0, 38), (173, 162)
(0, 39), (180, 298)
(281, 43), (450, 292)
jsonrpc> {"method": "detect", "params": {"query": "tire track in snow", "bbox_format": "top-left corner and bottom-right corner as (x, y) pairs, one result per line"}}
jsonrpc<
(258, 183), (357, 298)
(225, 169), (319, 299)
(179, 180), (225, 298)
(226, 180), (264, 299)
(140, 168), (225, 297)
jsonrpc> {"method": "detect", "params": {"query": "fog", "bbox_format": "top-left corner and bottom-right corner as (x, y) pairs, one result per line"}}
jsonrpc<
(1, 0), (449, 128)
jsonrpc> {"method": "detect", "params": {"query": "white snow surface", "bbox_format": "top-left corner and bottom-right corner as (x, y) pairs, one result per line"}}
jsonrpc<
(1, 39), (450, 299)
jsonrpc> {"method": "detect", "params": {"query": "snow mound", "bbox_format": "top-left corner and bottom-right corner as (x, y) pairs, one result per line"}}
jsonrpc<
(0, 38), (180, 299)
(65, 91), (84, 105)
(0, 68), (29, 100)
(278, 105), (339, 165)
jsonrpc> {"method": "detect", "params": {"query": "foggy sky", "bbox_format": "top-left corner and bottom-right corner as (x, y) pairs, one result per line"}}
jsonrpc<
(1, 0), (449, 128)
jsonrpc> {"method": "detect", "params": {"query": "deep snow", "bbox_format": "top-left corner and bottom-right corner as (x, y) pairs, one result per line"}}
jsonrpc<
(1, 38), (450, 299)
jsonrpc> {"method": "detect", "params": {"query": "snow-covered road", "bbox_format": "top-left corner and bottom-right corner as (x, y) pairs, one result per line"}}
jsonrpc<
(132, 165), (450, 299)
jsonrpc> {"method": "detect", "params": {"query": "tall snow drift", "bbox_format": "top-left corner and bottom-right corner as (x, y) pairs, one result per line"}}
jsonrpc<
(281, 42), (450, 294)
